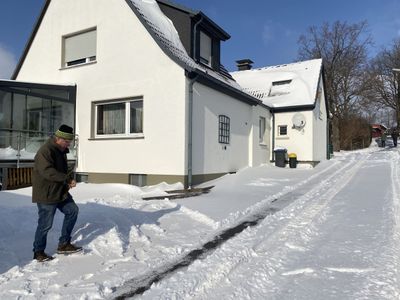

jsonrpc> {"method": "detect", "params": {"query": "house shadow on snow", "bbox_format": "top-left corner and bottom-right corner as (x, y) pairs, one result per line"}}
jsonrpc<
(0, 196), (180, 274)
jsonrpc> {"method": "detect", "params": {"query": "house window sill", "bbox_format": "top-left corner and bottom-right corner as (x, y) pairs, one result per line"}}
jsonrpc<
(89, 134), (144, 141)
(60, 61), (97, 70)
(276, 136), (289, 140)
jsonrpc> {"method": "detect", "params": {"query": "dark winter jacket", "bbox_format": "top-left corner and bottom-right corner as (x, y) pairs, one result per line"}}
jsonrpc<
(32, 138), (73, 204)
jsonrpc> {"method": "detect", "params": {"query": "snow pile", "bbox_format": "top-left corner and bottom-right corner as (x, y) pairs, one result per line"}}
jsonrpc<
(0, 146), (36, 160)
(0, 145), (77, 160)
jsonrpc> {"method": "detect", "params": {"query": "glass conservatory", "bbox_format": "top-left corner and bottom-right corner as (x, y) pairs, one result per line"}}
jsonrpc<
(0, 80), (76, 189)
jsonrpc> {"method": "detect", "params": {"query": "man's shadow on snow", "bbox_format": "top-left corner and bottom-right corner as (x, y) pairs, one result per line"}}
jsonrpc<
(75, 202), (181, 253)
(0, 194), (180, 274)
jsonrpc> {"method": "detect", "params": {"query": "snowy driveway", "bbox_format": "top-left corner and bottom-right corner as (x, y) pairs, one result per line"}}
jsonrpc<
(139, 148), (400, 299)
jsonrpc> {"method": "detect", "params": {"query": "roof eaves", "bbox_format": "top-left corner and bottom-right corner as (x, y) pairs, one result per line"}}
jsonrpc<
(187, 69), (264, 107)
(156, 0), (199, 16)
(11, 0), (51, 80)
(320, 63), (330, 118)
(197, 12), (230, 40)
(156, 0), (230, 40)
(271, 104), (315, 113)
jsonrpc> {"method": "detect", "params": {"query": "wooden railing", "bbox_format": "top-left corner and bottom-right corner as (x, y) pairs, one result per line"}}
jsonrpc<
(6, 167), (33, 190)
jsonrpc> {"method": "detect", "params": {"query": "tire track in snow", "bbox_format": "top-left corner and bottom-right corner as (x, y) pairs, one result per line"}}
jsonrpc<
(354, 149), (400, 299)
(119, 152), (370, 299)
(112, 158), (349, 298)
(177, 152), (370, 299)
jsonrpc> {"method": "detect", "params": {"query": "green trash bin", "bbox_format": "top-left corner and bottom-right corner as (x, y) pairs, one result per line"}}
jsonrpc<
(329, 144), (334, 154)
(288, 153), (297, 168)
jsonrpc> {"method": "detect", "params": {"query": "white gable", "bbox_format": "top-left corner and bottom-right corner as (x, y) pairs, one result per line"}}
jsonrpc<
(231, 59), (322, 108)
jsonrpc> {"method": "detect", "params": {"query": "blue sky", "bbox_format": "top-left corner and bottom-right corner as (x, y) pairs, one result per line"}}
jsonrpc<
(0, 0), (399, 78)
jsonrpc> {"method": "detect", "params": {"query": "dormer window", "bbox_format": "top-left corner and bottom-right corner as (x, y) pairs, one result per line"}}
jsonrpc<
(269, 79), (292, 97)
(199, 31), (212, 66)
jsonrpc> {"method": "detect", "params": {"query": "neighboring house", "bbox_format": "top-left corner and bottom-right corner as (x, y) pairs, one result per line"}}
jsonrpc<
(231, 59), (330, 166)
(1, 0), (272, 189)
(371, 124), (387, 138)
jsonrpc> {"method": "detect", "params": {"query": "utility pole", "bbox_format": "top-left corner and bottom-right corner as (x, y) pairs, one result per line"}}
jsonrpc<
(393, 68), (400, 130)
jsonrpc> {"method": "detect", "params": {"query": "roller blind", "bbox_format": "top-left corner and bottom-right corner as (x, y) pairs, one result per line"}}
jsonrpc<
(64, 29), (96, 63)
(200, 31), (212, 66)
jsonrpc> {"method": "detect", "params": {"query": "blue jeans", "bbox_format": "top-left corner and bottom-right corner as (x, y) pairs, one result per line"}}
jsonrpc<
(33, 195), (79, 252)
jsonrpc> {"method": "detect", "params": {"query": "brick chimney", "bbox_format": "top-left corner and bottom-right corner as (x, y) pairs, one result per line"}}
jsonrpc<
(236, 59), (254, 71)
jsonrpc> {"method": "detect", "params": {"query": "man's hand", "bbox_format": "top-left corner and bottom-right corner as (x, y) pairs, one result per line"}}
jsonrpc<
(68, 179), (77, 189)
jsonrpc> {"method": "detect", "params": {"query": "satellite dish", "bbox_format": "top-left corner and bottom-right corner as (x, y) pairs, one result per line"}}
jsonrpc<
(292, 113), (306, 128)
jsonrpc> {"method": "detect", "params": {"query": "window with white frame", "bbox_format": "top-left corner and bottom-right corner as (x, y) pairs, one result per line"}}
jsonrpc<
(278, 125), (287, 136)
(259, 116), (266, 143)
(200, 31), (212, 66)
(94, 98), (143, 137)
(63, 28), (97, 67)
(218, 115), (230, 144)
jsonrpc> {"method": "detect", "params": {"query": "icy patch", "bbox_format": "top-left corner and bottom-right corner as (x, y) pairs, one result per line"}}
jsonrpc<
(282, 268), (315, 276)
(326, 267), (375, 274)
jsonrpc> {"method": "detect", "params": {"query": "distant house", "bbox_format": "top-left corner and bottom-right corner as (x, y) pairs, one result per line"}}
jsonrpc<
(231, 59), (330, 166)
(371, 124), (387, 138)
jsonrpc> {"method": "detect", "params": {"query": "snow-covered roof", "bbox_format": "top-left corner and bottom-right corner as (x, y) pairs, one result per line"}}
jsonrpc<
(231, 59), (323, 109)
(128, 0), (259, 103)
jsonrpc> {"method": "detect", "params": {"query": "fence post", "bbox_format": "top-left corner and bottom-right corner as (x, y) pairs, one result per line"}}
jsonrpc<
(16, 132), (22, 168)
(1, 168), (8, 190)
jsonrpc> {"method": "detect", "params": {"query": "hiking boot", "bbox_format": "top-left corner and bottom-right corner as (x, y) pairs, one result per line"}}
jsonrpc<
(33, 251), (54, 262)
(57, 242), (82, 254)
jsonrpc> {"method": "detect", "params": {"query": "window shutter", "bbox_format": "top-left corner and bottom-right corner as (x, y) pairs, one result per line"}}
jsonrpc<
(64, 29), (96, 63)
(200, 31), (212, 65)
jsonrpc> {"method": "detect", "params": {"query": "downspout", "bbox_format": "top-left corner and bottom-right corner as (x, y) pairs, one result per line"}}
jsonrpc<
(271, 109), (275, 162)
(187, 72), (198, 189)
(192, 15), (204, 60)
(327, 117), (331, 159)
(186, 15), (203, 189)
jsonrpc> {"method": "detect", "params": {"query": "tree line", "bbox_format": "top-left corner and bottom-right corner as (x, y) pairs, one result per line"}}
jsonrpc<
(297, 21), (400, 150)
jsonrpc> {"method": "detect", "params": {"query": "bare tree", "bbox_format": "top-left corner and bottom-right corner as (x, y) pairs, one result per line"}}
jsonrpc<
(298, 21), (372, 150)
(365, 38), (400, 129)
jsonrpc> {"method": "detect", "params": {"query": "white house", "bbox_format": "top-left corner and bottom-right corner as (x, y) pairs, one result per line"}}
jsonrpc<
(231, 59), (329, 166)
(0, 0), (329, 190)
(2, 0), (272, 188)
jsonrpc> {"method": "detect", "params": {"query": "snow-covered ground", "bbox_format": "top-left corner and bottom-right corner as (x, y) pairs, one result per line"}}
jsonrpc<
(1, 142), (399, 299)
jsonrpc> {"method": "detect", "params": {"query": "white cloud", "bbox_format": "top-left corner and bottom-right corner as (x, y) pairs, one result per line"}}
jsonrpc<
(262, 23), (275, 44)
(0, 44), (17, 79)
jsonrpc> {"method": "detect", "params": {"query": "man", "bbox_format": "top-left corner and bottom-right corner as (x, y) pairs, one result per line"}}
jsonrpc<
(32, 124), (82, 262)
(391, 129), (398, 147)
(381, 131), (387, 147)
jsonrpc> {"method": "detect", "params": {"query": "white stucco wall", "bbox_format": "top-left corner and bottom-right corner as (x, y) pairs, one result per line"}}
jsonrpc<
(249, 105), (271, 167)
(16, 0), (188, 175)
(273, 76), (328, 163)
(191, 83), (270, 174)
(273, 111), (314, 162)
(312, 76), (328, 161)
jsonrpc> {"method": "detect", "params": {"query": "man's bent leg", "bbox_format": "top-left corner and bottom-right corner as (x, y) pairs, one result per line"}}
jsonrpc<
(58, 195), (79, 245)
(33, 203), (57, 252)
